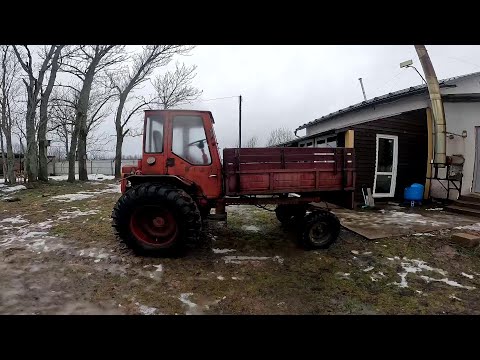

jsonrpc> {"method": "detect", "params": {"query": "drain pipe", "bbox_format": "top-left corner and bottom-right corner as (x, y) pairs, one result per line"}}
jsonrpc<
(415, 45), (446, 167)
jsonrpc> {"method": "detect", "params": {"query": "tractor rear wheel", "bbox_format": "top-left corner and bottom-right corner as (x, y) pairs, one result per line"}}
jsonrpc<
(275, 204), (307, 225)
(112, 183), (201, 256)
(299, 210), (340, 250)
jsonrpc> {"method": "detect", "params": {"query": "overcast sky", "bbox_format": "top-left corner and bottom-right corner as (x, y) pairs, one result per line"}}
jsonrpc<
(114, 45), (480, 156)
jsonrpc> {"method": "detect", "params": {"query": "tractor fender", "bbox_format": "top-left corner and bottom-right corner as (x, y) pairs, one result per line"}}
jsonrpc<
(124, 174), (198, 195)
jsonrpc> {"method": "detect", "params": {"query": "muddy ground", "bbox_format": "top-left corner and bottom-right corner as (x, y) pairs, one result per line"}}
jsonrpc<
(1, 180), (480, 315)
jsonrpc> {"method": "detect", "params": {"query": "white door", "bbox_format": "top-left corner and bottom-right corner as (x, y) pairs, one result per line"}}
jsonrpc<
(373, 134), (398, 197)
(474, 127), (480, 193)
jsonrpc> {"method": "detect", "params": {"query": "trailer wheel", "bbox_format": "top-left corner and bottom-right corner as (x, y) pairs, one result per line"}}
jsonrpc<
(275, 204), (307, 225)
(111, 183), (201, 256)
(299, 210), (340, 249)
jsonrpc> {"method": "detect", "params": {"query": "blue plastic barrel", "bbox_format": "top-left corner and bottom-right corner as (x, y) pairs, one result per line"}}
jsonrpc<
(404, 183), (424, 201)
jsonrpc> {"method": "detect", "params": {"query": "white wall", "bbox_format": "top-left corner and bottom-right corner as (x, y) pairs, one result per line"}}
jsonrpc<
(48, 159), (140, 176)
(430, 102), (479, 197)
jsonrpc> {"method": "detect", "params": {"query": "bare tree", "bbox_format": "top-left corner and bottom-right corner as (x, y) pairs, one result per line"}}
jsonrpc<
(49, 81), (115, 169)
(49, 86), (76, 159)
(266, 127), (294, 147)
(38, 45), (64, 181)
(153, 62), (202, 109)
(61, 45), (125, 182)
(0, 45), (21, 184)
(13, 45), (63, 182)
(109, 45), (193, 178)
(245, 136), (258, 148)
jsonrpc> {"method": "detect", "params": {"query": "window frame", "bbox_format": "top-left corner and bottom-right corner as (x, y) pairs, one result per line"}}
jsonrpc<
(144, 115), (165, 154)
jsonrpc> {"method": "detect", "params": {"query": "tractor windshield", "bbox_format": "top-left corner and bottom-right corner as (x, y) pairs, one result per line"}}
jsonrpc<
(145, 115), (165, 153)
(172, 115), (212, 165)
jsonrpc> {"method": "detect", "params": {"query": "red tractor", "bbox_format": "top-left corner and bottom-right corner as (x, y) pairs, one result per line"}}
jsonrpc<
(112, 110), (355, 256)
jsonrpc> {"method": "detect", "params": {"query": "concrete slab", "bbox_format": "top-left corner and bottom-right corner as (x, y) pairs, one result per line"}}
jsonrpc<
(451, 233), (480, 248)
(330, 205), (479, 240)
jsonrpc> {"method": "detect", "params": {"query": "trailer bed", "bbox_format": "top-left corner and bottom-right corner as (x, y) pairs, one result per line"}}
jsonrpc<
(223, 147), (355, 196)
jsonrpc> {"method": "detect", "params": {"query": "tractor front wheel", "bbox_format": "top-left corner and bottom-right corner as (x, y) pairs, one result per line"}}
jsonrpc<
(112, 183), (201, 256)
(299, 210), (341, 250)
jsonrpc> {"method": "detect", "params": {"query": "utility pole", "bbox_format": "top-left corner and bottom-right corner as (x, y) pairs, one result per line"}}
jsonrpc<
(238, 95), (242, 148)
(358, 78), (367, 101)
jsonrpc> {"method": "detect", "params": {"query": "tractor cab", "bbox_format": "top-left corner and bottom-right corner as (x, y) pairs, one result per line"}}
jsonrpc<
(121, 110), (223, 199)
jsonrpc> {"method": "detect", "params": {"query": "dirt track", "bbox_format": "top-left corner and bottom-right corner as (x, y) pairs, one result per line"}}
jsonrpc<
(1, 180), (480, 315)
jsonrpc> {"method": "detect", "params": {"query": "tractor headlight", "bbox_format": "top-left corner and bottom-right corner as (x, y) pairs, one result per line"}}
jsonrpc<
(147, 156), (156, 165)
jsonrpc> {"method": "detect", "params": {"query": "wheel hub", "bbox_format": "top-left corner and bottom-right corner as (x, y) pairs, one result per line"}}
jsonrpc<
(130, 206), (178, 247)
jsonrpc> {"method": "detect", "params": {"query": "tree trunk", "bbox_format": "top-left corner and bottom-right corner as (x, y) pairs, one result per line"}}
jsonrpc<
(77, 113), (88, 181)
(38, 46), (63, 182)
(115, 133), (123, 178)
(114, 95), (127, 179)
(37, 123), (48, 181)
(0, 127), (6, 183)
(5, 129), (15, 184)
(25, 105), (38, 182)
(67, 121), (80, 182)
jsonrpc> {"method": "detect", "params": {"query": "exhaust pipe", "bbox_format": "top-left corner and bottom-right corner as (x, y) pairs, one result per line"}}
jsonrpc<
(415, 45), (446, 167)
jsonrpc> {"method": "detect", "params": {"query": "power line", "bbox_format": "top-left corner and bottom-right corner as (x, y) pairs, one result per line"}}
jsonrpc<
(195, 95), (239, 103)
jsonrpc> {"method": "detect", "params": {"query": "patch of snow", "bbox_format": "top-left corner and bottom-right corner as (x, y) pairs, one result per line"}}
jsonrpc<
(51, 193), (95, 202)
(48, 174), (115, 181)
(391, 257), (448, 288)
(135, 303), (158, 315)
(351, 250), (359, 255)
(217, 276), (225, 281)
(363, 266), (374, 272)
(0, 215), (28, 224)
(413, 233), (435, 236)
(273, 255), (284, 265)
(223, 255), (270, 264)
(449, 294), (463, 301)
(179, 293), (201, 315)
(363, 251), (372, 255)
(57, 209), (99, 220)
(454, 223), (480, 232)
(461, 272), (474, 279)
(426, 208), (443, 211)
(370, 276), (378, 282)
(153, 264), (163, 272)
(242, 225), (261, 232)
(387, 257), (394, 261)
(420, 276), (476, 290)
(1, 185), (26, 193)
(212, 248), (236, 254)
(231, 276), (243, 280)
(336, 272), (350, 278)
(416, 290), (423, 294)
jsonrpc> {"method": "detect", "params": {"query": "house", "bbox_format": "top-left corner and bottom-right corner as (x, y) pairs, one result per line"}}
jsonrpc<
(281, 71), (480, 208)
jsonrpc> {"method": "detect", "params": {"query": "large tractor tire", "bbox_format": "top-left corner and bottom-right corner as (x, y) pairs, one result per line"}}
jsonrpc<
(112, 183), (202, 256)
(275, 204), (307, 226)
(299, 210), (341, 250)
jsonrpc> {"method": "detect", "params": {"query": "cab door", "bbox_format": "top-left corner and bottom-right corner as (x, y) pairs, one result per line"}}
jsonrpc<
(165, 111), (222, 199)
(141, 111), (167, 175)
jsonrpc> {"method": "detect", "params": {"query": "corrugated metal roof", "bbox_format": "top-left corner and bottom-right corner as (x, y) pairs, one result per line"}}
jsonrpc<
(295, 71), (480, 132)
